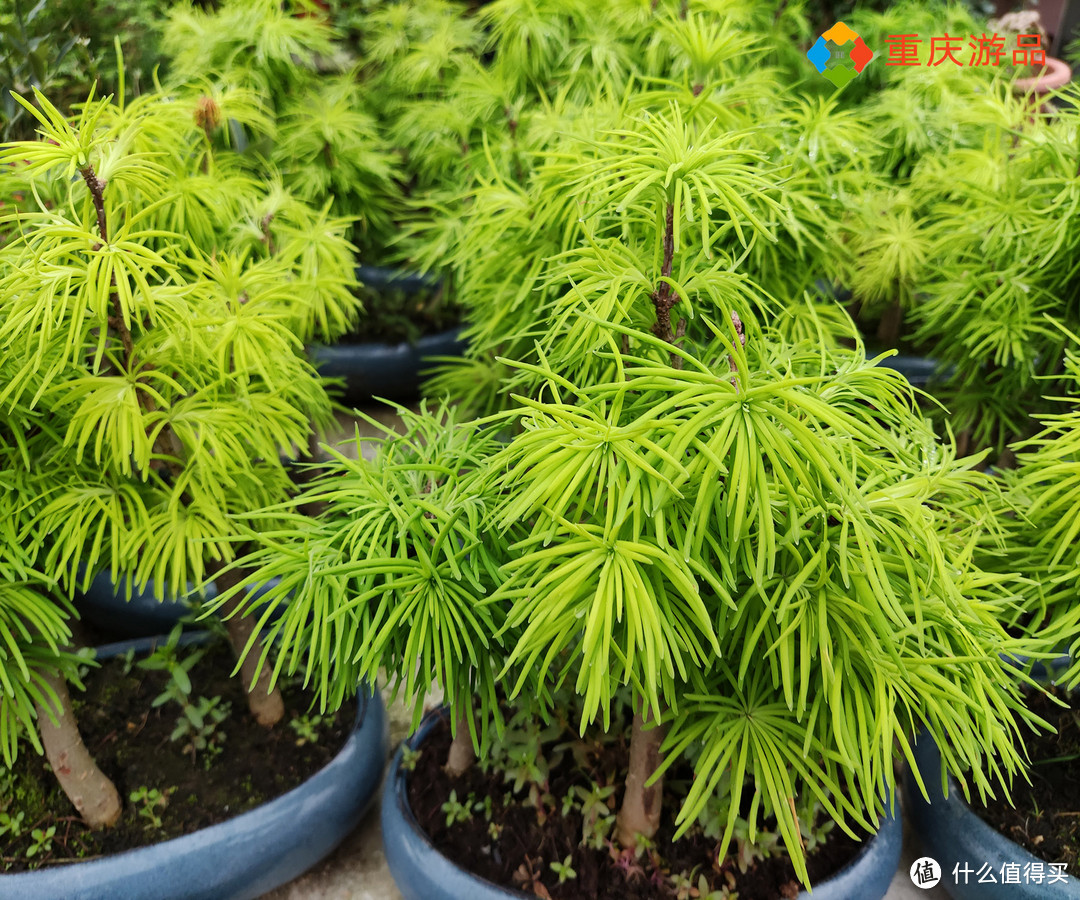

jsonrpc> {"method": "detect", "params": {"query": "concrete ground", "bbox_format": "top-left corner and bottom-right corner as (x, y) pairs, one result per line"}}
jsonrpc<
(261, 408), (949, 900)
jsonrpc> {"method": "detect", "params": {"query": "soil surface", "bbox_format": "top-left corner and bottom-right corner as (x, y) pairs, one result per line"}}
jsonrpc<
(1, 641), (355, 872)
(974, 685), (1080, 877)
(345, 281), (460, 345)
(407, 714), (871, 900)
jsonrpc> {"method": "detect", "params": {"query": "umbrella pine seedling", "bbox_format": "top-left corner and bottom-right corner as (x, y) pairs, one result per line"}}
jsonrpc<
(1000, 339), (1080, 684)
(0, 76), (358, 822)
(222, 93), (1040, 887)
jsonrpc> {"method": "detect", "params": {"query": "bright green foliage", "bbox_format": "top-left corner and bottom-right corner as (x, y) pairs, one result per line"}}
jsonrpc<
(480, 335), (1034, 880)
(843, 188), (934, 325)
(162, 0), (335, 108)
(367, 0), (867, 348)
(1001, 343), (1080, 684)
(827, 1), (1080, 453)
(161, 0), (403, 257)
(159, 0), (868, 329)
(224, 30), (1037, 882)
(844, 1), (996, 106)
(0, 80), (357, 763)
(270, 72), (401, 249)
(210, 403), (510, 751)
(0, 333), (85, 768)
(903, 87), (1080, 453)
(422, 85), (871, 412)
(0, 564), (83, 769)
(834, 55), (1010, 334)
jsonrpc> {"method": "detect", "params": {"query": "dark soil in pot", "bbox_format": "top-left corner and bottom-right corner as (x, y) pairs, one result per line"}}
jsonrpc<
(407, 715), (872, 900)
(346, 278), (459, 345)
(971, 684), (1080, 878)
(1, 640), (355, 872)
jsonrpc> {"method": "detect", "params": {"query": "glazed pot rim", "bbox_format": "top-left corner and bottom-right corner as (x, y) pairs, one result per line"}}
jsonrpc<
(1, 635), (372, 880)
(1014, 55), (1072, 92)
(393, 707), (898, 899)
(309, 323), (464, 353)
(907, 732), (1080, 898)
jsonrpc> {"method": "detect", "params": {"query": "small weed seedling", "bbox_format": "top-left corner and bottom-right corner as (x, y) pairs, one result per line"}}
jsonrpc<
(170, 696), (231, 766)
(550, 854), (577, 884)
(129, 786), (173, 831)
(441, 790), (474, 827)
(25, 827), (55, 860)
(399, 745), (421, 772)
(0, 811), (25, 839)
(288, 713), (325, 747)
(140, 629), (231, 764)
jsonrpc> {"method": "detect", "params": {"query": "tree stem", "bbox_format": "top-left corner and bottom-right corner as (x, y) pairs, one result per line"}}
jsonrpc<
(80, 165), (134, 363)
(728, 310), (746, 387)
(80, 159), (175, 472)
(35, 668), (122, 829)
(615, 708), (666, 848)
(650, 202), (686, 370)
(79, 166), (108, 243)
(445, 709), (476, 777)
(876, 299), (903, 347)
(208, 560), (285, 727)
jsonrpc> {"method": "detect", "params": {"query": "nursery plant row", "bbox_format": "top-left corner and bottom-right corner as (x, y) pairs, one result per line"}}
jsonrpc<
(2, 1), (1080, 899)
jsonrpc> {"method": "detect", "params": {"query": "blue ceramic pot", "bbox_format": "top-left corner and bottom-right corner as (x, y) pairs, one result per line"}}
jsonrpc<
(906, 734), (1080, 899)
(309, 326), (466, 404)
(0, 639), (388, 900)
(74, 570), (282, 639)
(354, 265), (438, 293)
(383, 710), (902, 900)
(876, 354), (942, 388)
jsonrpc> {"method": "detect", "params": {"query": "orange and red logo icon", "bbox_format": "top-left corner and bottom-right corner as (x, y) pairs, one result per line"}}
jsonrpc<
(807, 22), (873, 87)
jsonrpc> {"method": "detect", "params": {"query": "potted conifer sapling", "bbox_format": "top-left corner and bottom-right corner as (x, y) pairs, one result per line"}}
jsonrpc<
(0, 83), (387, 897)
(906, 340), (1080, 899)
(217, 98), (1040, 900)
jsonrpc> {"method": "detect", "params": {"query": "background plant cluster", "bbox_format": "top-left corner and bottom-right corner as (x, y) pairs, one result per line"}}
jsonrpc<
(4, 0), (1080, 893)
(0, 45), (361, 771)
(205, 0), (1071, 888)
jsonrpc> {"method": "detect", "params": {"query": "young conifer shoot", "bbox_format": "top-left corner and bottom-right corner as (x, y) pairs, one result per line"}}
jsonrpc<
(0, 72), (358, 824)
(218, 74), (1041, 887)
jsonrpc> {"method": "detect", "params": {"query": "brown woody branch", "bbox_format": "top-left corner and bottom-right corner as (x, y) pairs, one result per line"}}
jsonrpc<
(80, 165), (184, 476)
(80, 166), (134, 364)
(650, 202), (687, 368)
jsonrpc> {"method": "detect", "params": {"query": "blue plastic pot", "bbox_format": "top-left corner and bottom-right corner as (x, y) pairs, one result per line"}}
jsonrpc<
(310, 326), (466, 404)
(383, 710), (902, 900)
(905, 688), (1080, 899)
(0, 639), (388, 900)
(74, 570), (282, 639)
(308, 263), (465, 403)
(876, 354), (944, 388)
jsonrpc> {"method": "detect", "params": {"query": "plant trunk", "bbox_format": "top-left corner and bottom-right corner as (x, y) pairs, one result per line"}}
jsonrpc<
(995, 445), (1017, 471)
(35, 669), (122, 829)
(445, 709), (476, 776)
(615, 709), (666, 848)
(210, 562), (285, 727)
(296, 429), (329, 518)
(876, 300), (903, 346)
